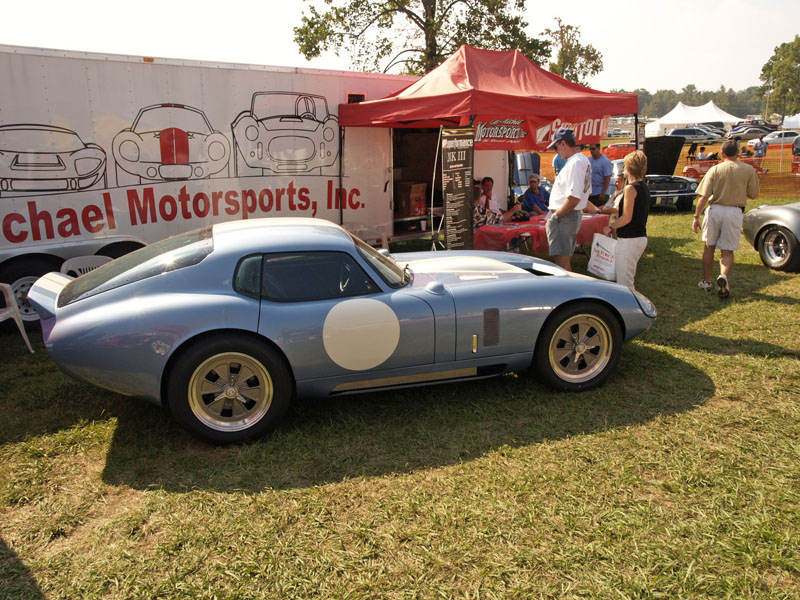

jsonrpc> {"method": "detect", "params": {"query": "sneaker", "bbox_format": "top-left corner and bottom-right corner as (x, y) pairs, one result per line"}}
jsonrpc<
(698, 280), (713, 291)
(716, 274), (730, 299)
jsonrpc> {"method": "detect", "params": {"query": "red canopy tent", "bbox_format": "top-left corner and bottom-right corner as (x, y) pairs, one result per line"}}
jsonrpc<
(338, 45), (638, 140)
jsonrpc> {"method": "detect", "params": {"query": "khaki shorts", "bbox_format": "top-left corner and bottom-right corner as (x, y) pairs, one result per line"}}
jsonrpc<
(702, 204), (743, 251)
(546, 210), (582, 256)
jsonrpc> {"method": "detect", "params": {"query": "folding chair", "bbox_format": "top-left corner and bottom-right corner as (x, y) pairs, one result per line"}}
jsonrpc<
(0, 283), (34, 353)
(60, 255), (112, 277)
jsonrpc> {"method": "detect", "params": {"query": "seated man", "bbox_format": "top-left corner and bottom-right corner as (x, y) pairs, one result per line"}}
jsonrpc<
(697, 146), (710, 160)
(518, 173), (549, 215)
(473, 176), (520, 228)
(740, 145), (753, 157)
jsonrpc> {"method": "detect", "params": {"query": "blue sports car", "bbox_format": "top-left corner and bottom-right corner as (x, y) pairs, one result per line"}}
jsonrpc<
(27, 218), (656, 444)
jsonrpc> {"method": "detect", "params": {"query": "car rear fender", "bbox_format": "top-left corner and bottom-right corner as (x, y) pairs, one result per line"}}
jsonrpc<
(26, 271), (72, 320)
(159, 328), (296, 408)
(750, 208), (800, 248)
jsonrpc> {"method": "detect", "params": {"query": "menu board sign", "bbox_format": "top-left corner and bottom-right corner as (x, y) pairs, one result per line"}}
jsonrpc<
(441, 128), (474, 250)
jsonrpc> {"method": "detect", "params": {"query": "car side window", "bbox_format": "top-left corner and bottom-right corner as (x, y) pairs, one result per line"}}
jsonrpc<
(261, 251), (378, 302)
(234, 254), (263, 299)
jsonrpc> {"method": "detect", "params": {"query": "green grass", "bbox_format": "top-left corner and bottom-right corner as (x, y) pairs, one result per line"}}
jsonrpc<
(1, 199), (799, 599)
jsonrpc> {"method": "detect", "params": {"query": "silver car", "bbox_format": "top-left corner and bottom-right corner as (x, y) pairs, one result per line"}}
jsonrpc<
(27, 218), (656, 444)
(742, 202), (800, 271)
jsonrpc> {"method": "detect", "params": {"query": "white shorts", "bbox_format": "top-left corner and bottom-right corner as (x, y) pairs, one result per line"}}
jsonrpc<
(702, 205), (743, 251)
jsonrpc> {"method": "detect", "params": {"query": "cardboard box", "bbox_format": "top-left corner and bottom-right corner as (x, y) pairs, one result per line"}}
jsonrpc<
(395, 181), (428, 217)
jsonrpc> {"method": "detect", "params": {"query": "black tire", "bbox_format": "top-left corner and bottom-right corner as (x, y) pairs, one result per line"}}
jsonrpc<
(534, 302), (623, 391)
(167, 334), (293, 444)
(676, 197), (694, 212)
(758, 226), (800, 272)
(0, 256), (61, 323)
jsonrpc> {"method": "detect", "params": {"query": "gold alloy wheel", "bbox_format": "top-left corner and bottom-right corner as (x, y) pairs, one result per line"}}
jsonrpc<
(547, 313), (613, 384)
(187, 352), (274, 432)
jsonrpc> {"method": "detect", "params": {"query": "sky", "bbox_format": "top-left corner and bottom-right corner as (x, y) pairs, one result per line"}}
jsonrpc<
(3, 0), (798, 93)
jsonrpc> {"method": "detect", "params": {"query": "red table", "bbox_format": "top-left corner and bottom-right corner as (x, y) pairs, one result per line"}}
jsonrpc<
(473, 213), (609, 252)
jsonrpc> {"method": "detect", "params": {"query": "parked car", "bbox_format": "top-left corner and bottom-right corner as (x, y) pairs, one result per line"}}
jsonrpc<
(734, 119), (777, 131)
(603, 142), (635, 161)
(666, 128), (716, 142)
(727, 126), (772, 141)
(112, 103), (231, 183)
(742, 202), (800, 271)
(616, 136), (699, 211)
(696, 125), (725, 138)
(0, 124), (106, 194)
(747, 130), (799, 147)
(27, 218), (657, 444)
(698, 121), (725, 130)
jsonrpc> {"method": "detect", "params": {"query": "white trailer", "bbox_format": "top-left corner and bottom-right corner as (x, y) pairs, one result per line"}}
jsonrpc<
(0, 45), (419, 320)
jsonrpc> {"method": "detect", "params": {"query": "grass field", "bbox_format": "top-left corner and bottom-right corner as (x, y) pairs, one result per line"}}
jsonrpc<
(1, 198), (799, 599)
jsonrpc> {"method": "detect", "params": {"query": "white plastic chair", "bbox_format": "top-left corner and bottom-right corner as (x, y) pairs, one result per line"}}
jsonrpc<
(60, 255), (112, 277)
(0, 283), (34, 353)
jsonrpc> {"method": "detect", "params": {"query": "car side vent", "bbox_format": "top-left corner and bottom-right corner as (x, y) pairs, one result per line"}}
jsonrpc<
(483, 308), (499, 346)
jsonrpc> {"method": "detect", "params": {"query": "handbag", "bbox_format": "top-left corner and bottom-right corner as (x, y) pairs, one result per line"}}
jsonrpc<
(587, 233), (617, 281)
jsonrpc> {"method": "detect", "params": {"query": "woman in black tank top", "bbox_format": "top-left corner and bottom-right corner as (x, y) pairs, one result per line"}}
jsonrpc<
(603, 151), (650, 289)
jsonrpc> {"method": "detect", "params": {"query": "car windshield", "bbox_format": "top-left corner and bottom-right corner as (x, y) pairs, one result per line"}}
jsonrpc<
(251, 93), (328, 121)
(133, 106), (212, 134)
(0, 127), (85, 152)
(58, 227), (213, 307)
(349, 234), (407, 288)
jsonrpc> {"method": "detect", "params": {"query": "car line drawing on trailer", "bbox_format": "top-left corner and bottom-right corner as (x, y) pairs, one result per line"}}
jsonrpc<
(231, 92), (340, 176)
(0, 124), (107, 197)
(112, 103), (231, 185)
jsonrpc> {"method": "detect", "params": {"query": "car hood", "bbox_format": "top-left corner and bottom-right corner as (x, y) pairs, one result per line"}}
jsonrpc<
(643, 136), (683, 175)
(393, 252), (570, 290)
(406, 255), (528, 287)
(394, 250), (567, 278)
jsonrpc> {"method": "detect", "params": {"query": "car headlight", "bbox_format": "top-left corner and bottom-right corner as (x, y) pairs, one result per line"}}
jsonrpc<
(208, 140), (226, 161)
(323, 126), (335, 142)
(690, 182), (698, 190)
(633, 290), (657, 318)
(75, 157), (102, 175)
(119, 140), (140, 162)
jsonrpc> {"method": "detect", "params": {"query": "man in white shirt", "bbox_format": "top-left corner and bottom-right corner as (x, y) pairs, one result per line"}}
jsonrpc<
(545, 128), (592, 271)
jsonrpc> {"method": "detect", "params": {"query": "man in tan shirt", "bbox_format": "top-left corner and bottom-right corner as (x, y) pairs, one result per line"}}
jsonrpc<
(692, 140), (759, 298)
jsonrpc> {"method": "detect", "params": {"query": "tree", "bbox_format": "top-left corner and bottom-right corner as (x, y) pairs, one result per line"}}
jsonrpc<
(760, 35), (800, 117)
(293, 0), (550, 75)
(540, 18), (602, 86)
(680, 84), (699, 105)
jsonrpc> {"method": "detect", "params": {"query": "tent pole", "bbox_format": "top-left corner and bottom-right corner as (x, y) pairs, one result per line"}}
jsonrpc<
(338, 126), (345, 225)
(432, 127), (443, 250)
(634, 114), (640, 150)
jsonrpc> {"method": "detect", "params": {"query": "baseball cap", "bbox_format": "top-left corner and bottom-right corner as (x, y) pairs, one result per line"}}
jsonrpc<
(546, 127), (575, 149)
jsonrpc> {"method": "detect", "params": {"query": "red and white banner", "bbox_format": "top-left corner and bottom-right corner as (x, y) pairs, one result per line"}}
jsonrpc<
(473, 115), (611, 150)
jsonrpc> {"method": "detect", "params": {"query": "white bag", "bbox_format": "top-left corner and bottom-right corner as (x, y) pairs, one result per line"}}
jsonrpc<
(587, 233), (617, 281)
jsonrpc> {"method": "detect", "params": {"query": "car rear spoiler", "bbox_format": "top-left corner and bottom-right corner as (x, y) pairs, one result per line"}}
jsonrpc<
(26, 272), (72, 320)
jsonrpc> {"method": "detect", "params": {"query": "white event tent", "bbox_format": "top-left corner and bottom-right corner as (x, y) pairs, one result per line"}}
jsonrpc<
(645, 101), (742, 136)
(783, 113), (800, 129)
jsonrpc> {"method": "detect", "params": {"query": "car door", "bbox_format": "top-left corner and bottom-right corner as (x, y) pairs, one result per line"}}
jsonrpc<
(255, 251), (435, 381)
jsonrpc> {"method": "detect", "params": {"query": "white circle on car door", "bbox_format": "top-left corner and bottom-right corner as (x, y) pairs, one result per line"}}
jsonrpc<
(322, 298), (400, 371)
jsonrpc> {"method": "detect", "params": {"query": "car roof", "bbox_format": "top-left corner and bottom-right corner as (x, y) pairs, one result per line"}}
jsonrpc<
(211, 217), (354, 254)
